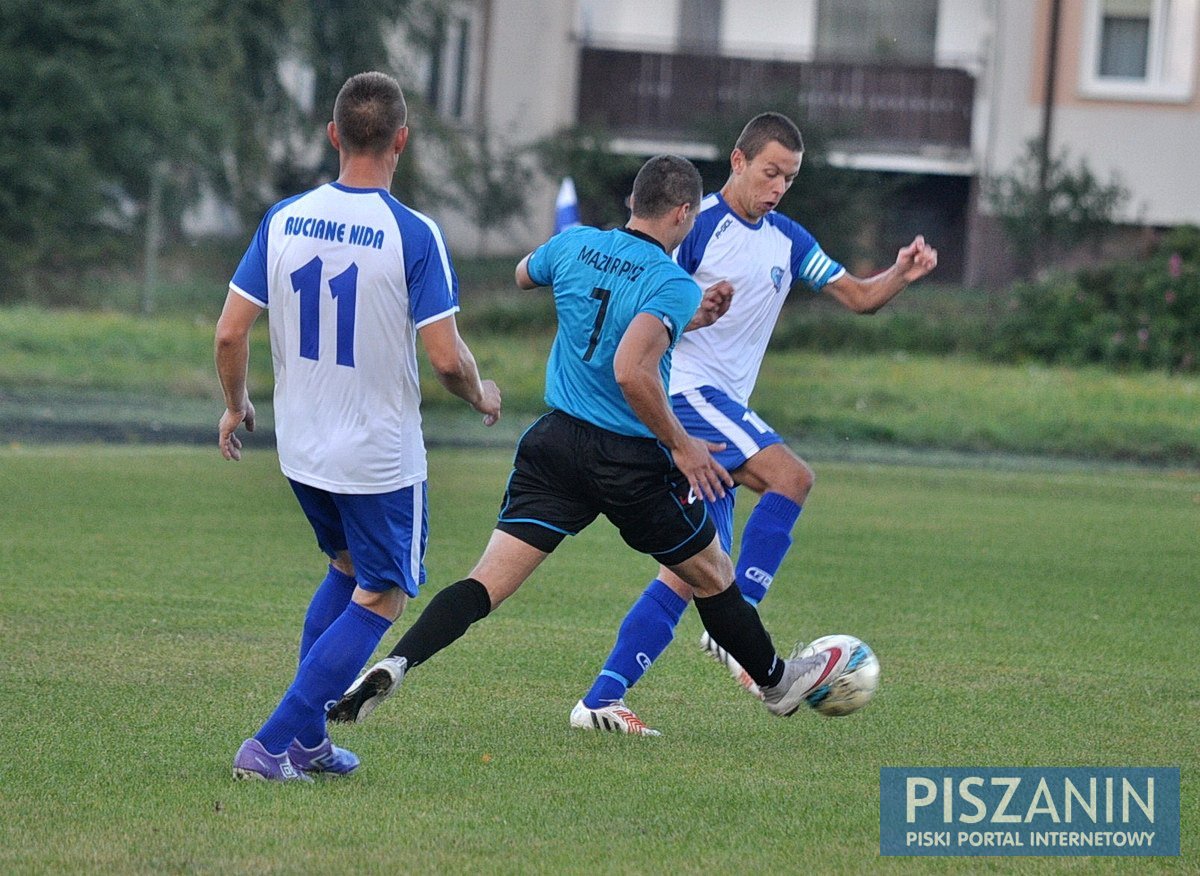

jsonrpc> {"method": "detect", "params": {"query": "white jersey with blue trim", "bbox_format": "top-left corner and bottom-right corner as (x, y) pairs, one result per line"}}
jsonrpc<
(229, 182), (459, 494)
(670, 192), (845, 405)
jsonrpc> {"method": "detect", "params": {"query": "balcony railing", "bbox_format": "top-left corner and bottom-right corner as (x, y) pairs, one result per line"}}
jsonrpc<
(576, 47), (974, 152)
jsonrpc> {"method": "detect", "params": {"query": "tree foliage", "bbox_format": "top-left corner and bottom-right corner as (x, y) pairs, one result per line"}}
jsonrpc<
(276, 0), (415, 193)
(533, 126), (645, 229)
(984, 138), (1130, 277)
(0, 0), (484, 300)
(0, 0), (237, 296)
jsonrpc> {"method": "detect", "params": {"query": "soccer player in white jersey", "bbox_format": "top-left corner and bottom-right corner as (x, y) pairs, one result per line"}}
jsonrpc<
(571, 112), (938, 733)
(215, 71), (501, 780)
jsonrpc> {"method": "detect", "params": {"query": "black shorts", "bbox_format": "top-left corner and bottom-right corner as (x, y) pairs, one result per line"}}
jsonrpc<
(496, 410), (715, 566)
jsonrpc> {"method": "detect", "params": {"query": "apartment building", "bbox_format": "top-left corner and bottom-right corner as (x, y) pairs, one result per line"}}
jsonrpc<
(407, 0), (1200, 284)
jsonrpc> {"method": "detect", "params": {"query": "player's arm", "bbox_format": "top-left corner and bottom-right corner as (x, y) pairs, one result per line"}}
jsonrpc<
(214, 290), (263, 461)
(515, 254), (540, 290)
(824, 235), (938, 315)
(418, 316), (501, 426)
(613, 313), (732, 501)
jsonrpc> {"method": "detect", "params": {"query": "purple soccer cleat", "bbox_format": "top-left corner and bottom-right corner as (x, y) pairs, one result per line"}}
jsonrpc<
(232, 738), (313, 782)
(287, 737), (360, 776)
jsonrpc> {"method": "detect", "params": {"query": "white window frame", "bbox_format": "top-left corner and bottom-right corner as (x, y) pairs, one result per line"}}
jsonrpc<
(1078, 0), (1198, 102)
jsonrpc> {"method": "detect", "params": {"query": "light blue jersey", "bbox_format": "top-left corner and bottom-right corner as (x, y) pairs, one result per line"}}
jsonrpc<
(526, 226), (701, 437)
(671, 193), (845, 405)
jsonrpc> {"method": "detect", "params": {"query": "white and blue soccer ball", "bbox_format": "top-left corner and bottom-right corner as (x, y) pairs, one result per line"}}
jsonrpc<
(798, 634), (880, 717)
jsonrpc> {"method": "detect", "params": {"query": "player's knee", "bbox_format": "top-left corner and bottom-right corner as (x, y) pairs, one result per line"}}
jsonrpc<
(797, 459), (815, 496)
(331, 551), (355, 578)
(769, 456), (814, 502)
(351, 585), (406, 621)
(684, 547), (734, 599)
(658, 568), (695, 603)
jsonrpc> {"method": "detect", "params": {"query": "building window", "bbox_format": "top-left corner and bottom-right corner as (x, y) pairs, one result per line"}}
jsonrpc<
(426, 9), (475, 121)
(1098, 2), (1151, 77)
(816, 0), (938, 64)
(1080, 0), (1198, 101)
(678, 0), (722, 53)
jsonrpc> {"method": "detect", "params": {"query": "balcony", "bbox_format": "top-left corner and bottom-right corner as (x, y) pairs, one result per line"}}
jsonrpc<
(576, 47), (975, 156)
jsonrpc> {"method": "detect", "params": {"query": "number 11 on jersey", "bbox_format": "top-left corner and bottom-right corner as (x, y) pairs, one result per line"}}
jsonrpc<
(291, 256), (358, 367)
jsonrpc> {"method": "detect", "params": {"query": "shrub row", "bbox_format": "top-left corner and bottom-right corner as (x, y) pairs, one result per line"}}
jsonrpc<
(992, 226), (1200, 372)
(768, 226), (1200, 374)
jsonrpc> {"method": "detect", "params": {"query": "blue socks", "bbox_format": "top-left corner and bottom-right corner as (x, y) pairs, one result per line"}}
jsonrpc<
(299, 565), (357, 662)
(256, 601), (393, 753)
(582, 579), (687, 708)
(580, 493), (802, 708)
(734, 492), (801, 604)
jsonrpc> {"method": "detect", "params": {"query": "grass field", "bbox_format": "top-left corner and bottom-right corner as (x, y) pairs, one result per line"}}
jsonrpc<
(1, 445), (1195, 873)
(3, 304), (1199, 463)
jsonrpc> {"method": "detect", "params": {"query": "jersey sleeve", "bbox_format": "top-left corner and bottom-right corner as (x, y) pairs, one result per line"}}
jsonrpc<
(673, 196), (721, 275)
(640, 274), (702, 347)
(229, 213), (271, 306)
(525, 233), (563, 287)
(230, 192), (310, 306)
(402, 215), (460, 328)
(673, 222), (705, 275)
(780, 216), (846, 291)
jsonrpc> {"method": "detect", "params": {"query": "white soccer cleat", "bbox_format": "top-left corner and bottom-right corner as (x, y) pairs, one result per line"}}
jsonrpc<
(760, 642), (851, 718)
(699, 630), (764, 700)
(326, 656), (408, 724)
(569, 699), (661, 737)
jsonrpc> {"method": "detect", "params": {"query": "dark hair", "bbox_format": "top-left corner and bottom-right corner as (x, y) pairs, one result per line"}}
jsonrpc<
(629, 154), (703, 219)
(734, 112), (804, 161)
(333, 72), (408, 154)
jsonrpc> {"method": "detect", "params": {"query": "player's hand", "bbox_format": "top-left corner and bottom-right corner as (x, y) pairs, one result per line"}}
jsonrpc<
(673, 436), (733, 502)
(896, 235), (938, 283)
(218, 398), (255, 461)
(475, 379), (502, 427)
(685, 280), (734, 331)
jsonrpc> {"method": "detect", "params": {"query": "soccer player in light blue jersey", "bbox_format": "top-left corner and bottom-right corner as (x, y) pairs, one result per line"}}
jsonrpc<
(327, 154), (855, 733)
(215, 72), (501, 780)
(571, 112), (939, 732)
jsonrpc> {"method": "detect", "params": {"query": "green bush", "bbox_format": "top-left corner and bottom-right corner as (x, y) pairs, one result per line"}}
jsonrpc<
(994, 226), (1200, 372)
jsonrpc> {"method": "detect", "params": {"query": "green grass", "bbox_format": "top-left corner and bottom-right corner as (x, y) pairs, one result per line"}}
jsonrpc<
(1, 446), (1195, 873)
(0, 305), (264, 396)
(2, 304), (1199, 464)
(748, 352), (1200, 463)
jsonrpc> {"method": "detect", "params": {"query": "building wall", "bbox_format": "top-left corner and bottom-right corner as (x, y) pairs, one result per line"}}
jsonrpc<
(718, 1), (817, 59)
(431, 0), (582, 257)
(577, 0), (680, 51)
(986, 0), (1200, 226)
(451, 0), (1200, 264)
(578, 0), (980, 63)
(935, 0), (992, 72)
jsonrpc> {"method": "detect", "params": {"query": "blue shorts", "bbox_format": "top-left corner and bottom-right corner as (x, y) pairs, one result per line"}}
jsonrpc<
(288, 479), (428, 597)
(671, 386), (785, 554)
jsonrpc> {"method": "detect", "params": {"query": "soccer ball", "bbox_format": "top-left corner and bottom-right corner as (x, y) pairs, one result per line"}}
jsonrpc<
(797, 634), (880, 717)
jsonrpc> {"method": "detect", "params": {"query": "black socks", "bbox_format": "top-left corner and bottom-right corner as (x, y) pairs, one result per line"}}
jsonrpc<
(694, 583), (784, 688)
(387, 577), (492, 669)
